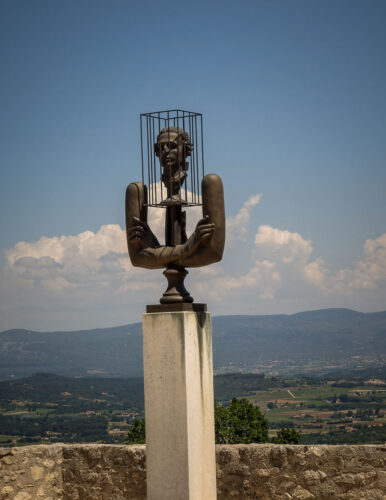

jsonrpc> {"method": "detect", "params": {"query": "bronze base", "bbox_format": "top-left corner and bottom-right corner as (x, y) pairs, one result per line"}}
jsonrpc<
(147, 303), (207, 313)
(160, 266), (193, 304)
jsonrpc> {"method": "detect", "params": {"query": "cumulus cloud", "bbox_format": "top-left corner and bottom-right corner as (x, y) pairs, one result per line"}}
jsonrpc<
(194, 258), (281, 302)
(303, 258), (328, 288)
(194, 225), (312, 302)
(3, 186), (259, 293)
(226, 194), (262, 244)
(254, 225), (313, 263)
(6, 225), (131, 289)
(193, 224), (386, 310)
(331, 233), (386, 292)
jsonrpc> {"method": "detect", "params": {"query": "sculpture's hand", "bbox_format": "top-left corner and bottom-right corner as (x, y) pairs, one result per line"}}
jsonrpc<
(127, 221), (145, 249)
(185, 216), (215, 254)
(128, 216), (160, 249)
(194, 216), (215, 244)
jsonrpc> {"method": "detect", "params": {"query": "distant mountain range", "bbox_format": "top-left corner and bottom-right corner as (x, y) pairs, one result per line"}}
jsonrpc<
(1, 309), (385, 380)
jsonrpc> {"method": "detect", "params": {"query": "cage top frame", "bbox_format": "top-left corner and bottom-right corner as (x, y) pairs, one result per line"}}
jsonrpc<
(140, 109), (203, 118)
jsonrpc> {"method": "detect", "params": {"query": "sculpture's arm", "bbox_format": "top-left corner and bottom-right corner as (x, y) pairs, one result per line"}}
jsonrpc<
(125, 174), (225, 269)
(125, 182), (164, 269)
(126, 182), (215, 269)
(125, 182), (158, 249)
(176, 174), (225, 268)
(127, 217), (215, 269)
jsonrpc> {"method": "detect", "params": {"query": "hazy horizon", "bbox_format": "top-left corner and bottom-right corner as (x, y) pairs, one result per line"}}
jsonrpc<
(2, 307), (386, 334)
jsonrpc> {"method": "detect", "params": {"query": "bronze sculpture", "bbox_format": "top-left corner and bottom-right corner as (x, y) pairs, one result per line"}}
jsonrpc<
(126, 123), (225, 304)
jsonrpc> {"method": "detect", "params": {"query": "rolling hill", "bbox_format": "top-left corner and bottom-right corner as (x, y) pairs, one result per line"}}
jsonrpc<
(1, 308), (385, 379)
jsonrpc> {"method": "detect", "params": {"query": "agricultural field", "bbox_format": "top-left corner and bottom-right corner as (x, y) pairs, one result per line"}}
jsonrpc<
(0, 373), (385, 446)
(247, 381), (386, 444)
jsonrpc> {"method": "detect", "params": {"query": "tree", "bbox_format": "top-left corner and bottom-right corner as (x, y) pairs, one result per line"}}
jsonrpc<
(215, 400), (233, 444)
(126, 399), (300, 446)
(272, 427), (301, 444)
(126, 418), (146, 444)
(215, 398), (269, 444)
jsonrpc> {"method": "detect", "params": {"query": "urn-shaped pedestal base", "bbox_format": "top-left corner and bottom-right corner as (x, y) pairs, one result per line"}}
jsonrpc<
(160, 266), (193, 303)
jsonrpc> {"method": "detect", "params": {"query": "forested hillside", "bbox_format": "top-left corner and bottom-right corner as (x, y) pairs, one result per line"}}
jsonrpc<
(1, 309), (385, 379)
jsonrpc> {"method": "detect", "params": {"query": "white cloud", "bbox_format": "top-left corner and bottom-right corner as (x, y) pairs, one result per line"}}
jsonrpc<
(331, 233), (386, 292)
(303, 258), (328, 288)
(226, 194), (262, 245)
(193, 224), (386, 311)
(254, 225), (313, 263)
(194, 225), (311, 303)
(6, 225), (131, 288)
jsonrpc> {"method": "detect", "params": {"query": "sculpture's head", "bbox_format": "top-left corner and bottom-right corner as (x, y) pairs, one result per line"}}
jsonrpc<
(154, 127), (192, 173)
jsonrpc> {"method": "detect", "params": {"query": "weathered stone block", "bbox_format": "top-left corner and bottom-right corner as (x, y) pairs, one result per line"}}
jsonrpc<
(143, 311), (216, 500)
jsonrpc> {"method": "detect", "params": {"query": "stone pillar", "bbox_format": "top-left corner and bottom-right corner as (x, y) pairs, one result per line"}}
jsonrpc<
(142, 309), (217, 500)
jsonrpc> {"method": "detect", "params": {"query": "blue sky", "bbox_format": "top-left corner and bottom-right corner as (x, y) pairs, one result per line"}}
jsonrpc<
(1, 0), (385, 331)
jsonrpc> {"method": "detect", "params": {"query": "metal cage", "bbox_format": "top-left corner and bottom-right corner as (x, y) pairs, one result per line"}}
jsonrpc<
(140, 110), (204, 207)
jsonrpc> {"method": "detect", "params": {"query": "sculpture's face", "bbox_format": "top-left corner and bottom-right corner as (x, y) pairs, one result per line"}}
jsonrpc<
(157, 131), (187, 172)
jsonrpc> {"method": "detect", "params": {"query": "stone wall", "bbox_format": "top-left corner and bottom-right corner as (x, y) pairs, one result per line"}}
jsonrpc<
(0, 444), (64, 500)
(0, 444), (385, 499)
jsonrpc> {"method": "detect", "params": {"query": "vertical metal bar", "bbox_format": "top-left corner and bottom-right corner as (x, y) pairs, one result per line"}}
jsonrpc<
(162, 112), (165, 204)
(189, 113), (195, 204)
(193, 114), (197, 204)
(152, 115), (157, 205)
(182, 111), (187, 204)
(151, 114), (157, 205)
(176, 109), (181, 204)
(148, 115), (152, 205)
(194, 112), (198, 205)
(150, 115), (154, 205)
(158, 111), (163, 204)
(194, 114), (199, 205)
(188, 113), (191, 204)
(200, 114), (205, 182)
(140, 115), (144, 187)
(150, 115), (155, 205)
(152, 115), (156, 205)
(146, 116), (151, 204)
(167, 110), (171, 201)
